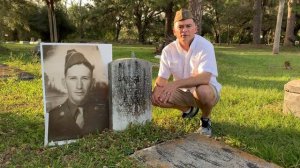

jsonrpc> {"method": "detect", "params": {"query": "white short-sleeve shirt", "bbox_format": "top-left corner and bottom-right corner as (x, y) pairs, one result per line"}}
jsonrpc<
(158, 34), (222, 93)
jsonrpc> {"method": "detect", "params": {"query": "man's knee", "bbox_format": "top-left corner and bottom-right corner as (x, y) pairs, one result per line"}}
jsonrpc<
(195, 85), (216, 106)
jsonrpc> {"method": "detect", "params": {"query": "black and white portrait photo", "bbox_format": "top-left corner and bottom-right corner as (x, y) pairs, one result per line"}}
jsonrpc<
(40, 43), (112, 146)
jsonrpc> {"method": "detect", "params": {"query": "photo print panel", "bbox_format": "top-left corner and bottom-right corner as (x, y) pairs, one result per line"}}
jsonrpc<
(40, 43), (112, 146)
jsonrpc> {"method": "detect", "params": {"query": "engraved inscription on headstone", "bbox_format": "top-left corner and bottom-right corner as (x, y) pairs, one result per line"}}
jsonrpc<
(109, 58), (152, 131)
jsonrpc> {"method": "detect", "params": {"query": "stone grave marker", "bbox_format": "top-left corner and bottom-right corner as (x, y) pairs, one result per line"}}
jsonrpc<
(283, 80), (300, 118)
(19, 41), (29, 44)
(0, 63), (34, 80)
(132, 134), (280, 168)
(109, 58), (152, 131)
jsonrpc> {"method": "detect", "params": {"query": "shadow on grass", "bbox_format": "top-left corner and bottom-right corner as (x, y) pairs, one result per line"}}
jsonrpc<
(0, 45), (10, 53)
(0, 111), (184, 167)
(0, 112), (45, 166)
(1, 108), (299, 167)
(213, 121), (300, 167)
(0, 44), (38, 64)
(0, 112), (44, 148)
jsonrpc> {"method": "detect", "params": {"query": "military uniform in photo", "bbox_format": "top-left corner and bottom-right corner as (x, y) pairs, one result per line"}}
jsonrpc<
(47, 49), (108, 142)
(48, 99), (108, 141)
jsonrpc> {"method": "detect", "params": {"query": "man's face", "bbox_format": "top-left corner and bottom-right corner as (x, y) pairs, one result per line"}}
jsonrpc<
(173, 19), (197, 44)
(64, 64), (93, 106)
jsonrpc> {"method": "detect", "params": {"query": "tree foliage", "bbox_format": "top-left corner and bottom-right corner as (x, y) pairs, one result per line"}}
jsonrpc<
(0, 0), (37, 41)
(0, 0), (74, 41)
(0, 0), (299, 46)
(28, 6), (75, 42)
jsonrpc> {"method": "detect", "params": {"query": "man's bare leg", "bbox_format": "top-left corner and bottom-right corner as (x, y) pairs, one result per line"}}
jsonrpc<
(193, 85), (216, 118)
(193, 85), (217, 137)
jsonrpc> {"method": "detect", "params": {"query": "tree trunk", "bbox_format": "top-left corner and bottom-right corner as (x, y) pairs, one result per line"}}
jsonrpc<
(214, 7), (221, 43)
(273, 0), (285, 54)
(227, 24), (230, 45)
(133, 3), (144, 43)
(138, 27), (146, 43)
(164, 1), (173, 43)
(52, 6), (58, 42)
(79, 0), (84, 39)
(45, 0), (58, 42)
(284, 0), (296, 46)
(135, 15), (144, 43)
(253, 0), (262, 44)
(214, 28), (220, 44)
(115, 18), (121, 41)
(189, 0), (203, 35)
(46, 3), (54, 42)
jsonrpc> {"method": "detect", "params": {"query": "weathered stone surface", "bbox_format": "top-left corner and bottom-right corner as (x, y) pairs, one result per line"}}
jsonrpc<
(132, 134), (280, 168)
(284, 80), (300, 93)
(0, 63), (35, 80)
(18, 71), (35, 80)
(109, 58), (152, 131)
(283, 80), (300, 118)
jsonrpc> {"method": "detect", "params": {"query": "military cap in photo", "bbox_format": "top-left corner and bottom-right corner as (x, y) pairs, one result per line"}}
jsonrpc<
(174, 8), (193, 23)
(64, 49), (94, 74)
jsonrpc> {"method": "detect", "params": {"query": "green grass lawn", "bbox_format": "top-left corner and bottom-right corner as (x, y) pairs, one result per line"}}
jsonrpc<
(0, 43), (300, 167)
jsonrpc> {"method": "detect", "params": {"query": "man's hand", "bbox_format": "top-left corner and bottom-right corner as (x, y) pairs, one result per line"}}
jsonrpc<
(151, 85), (163, 106)
(159, 82), (178, 103)
(151, 81), (178, 107)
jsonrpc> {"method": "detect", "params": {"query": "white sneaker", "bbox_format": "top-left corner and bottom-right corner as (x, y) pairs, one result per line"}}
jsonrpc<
(196, 118), (212, 137)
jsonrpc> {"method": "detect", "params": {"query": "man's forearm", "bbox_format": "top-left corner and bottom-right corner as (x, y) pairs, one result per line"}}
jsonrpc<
(171, 72), (211, 89)
(155, 72), (211, 90)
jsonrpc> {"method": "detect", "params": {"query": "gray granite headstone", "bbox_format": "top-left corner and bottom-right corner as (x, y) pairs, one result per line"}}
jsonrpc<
(109, 58), (152, 131)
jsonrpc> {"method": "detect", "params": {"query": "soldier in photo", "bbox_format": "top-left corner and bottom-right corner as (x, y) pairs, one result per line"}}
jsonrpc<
(48, 49), (108, 142)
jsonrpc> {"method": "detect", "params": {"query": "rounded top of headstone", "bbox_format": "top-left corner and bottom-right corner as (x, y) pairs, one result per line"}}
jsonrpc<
(110, 58), (152, 66)
(284, 80), (300, 93)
